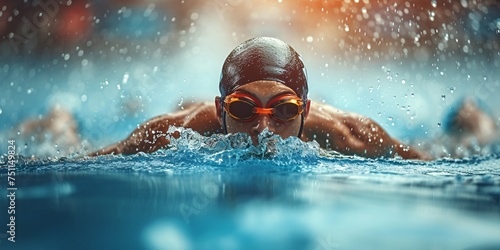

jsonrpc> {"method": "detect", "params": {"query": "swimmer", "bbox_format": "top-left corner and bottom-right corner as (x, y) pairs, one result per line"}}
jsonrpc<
(90, 37), (435, 160)
(16, 106), (85, 156)
(437, 97), (499, 158)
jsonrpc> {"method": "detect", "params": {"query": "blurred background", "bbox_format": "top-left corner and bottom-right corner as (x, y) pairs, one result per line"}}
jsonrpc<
(0, 0), (499, 157)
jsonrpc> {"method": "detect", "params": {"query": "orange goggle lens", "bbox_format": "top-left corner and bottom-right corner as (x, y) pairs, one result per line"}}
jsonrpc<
(224, 94), (304, 122)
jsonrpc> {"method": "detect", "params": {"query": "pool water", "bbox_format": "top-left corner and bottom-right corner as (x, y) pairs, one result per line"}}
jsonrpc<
(1, 2), (499, 249)
(1, 132), (500, 250)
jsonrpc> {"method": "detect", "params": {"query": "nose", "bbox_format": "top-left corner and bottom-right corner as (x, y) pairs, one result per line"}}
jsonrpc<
(251, 115), (274, 136)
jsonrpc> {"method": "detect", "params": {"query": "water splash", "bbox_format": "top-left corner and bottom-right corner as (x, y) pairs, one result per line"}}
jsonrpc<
(165, 126), (322, 168)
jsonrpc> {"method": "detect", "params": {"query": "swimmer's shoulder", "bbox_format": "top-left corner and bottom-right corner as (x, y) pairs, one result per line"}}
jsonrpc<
(144, 101), (220, 134)
(181, 102), (222, 134)
(307, 100), (364, 121)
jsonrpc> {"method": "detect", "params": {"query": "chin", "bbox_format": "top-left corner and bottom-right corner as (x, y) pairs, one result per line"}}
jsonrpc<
(251, 137), (259, 146)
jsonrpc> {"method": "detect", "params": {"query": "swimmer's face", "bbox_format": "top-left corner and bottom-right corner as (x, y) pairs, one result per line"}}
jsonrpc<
(215, 80), (310, 145)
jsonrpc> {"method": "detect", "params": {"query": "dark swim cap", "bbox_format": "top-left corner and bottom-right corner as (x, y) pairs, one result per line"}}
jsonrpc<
(219, 37), (308, 101)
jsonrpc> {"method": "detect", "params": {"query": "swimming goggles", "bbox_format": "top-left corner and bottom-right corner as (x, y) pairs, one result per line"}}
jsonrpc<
(224, 93), (304, 122)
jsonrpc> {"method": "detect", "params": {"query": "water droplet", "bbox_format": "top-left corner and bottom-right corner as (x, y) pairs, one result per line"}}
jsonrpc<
(122, 73), (129, 84)
(437, 123), (441, 127)
(306, 36), (313, 43)
(449, 87), (455, 93)
(190, 12), (199, 20)
(441, 94), (446, 100)
(178, 97), (184, 109)
(387, 116), (393, 121)
(0, 108), (2, 115)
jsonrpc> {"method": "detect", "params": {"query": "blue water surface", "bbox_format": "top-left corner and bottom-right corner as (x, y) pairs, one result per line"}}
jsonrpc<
(1, 130), (500, 250)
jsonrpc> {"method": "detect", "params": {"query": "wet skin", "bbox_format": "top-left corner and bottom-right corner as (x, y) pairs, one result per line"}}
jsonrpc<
(90, 80), (431, 160)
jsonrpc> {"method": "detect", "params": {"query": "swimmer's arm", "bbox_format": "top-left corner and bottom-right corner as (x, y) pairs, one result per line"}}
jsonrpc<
(343, 117), (432, 160)
(391, 138), (433, 161)
(304, 108), (431, 160)
(88, 102), (221, 157)
(88, 114), (179, 156)
(338, 116), (431, 160)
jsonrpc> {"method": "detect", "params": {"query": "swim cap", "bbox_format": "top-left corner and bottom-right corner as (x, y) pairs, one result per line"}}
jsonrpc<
(219, 37), (308, 101)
